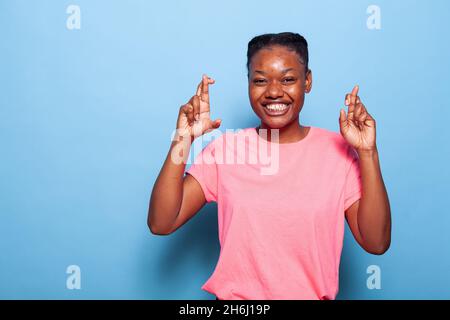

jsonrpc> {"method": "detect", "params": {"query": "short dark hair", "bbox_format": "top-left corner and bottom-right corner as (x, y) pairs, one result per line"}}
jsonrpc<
(246, 32), (309, 76)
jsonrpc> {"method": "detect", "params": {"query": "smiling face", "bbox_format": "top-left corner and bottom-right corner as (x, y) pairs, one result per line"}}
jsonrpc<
(248, 45), (312, 129)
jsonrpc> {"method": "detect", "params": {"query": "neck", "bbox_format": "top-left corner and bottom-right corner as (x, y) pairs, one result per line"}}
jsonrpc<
(258, 118), (307, 144)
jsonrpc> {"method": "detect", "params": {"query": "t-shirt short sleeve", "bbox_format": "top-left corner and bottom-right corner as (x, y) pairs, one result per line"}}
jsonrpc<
(344, 146), (362, 211)
(186, 139), (219, 203)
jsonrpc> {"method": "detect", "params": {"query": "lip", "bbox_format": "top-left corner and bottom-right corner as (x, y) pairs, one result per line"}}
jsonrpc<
(261, 103), (291, 117)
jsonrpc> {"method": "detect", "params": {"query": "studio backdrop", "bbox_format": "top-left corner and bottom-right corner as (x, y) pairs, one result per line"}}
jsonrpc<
(0, 0), (449, 299)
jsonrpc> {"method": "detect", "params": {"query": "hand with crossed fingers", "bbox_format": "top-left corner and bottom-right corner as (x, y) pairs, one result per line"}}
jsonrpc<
(339, 85), (376, 152)
(176, 74), (222, 141)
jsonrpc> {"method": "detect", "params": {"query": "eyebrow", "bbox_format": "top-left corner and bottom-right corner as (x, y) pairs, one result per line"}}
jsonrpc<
(254, 68), (295, 75)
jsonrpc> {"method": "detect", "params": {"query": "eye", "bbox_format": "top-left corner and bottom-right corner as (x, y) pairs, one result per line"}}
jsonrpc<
(253, 78), (267, 85)
(282, 77), (297, 84)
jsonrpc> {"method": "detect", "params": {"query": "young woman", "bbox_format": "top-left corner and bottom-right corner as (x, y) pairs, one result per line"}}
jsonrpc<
(148, 32), (391, 300)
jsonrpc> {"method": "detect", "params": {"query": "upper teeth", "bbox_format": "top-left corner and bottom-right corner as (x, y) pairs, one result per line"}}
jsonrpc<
(265, 103), (289, 111)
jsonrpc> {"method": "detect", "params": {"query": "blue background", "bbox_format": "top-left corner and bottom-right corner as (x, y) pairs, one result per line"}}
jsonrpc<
(1, 0), (449, 299)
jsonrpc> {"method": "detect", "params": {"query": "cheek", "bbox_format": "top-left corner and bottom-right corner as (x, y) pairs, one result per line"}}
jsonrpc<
(249, 86), (264, 102)
(286, 86), (304, 100)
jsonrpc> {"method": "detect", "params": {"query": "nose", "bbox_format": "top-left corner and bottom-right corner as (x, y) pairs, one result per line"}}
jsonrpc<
(265, 80), (284, 99)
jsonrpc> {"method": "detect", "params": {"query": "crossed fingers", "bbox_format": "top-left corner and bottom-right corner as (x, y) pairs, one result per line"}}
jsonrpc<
(344, 85), (371, 129)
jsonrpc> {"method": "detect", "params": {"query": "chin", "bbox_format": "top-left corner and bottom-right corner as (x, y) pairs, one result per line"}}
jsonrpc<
(261, 116), (293, 129)
(253, 103), (301, 130)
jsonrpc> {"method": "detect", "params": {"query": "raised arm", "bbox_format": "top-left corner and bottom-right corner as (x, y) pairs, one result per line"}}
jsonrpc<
(339, 85), (392, 254)
(148, 75), (222, 235)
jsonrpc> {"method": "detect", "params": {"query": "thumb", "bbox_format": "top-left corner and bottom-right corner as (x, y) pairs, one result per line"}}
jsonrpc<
(339, 109), (347, 125)
(211, 119), (221, 129)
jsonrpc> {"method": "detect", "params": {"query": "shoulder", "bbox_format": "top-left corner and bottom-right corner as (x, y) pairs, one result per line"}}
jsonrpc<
(207, 127), (256, 146)
(310, 126), (343, 143)
(194, 128), (244, 155)
(310, 126), (357, 161)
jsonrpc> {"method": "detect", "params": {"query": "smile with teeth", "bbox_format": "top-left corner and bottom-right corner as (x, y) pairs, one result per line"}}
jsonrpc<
(264, 103), (290, 112)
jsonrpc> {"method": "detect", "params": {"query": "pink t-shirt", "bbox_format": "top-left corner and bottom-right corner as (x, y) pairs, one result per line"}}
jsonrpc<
(186, 126), (362, 300)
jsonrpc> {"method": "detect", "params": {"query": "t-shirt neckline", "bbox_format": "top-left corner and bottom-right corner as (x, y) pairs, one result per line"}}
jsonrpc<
(251, 126), (314, 147)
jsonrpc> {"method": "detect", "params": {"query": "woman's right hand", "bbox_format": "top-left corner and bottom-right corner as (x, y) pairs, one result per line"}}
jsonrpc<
(176, 74), (222, 141)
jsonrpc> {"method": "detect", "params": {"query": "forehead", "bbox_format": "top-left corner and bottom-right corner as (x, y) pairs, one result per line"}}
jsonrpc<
(250, 45), (303, 72)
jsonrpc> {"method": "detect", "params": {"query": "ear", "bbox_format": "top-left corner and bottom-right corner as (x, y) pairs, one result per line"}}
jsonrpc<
(305, 70), (313, 93)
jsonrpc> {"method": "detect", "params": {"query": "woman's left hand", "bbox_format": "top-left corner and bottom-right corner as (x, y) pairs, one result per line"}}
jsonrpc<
(339, 85), (377, 152)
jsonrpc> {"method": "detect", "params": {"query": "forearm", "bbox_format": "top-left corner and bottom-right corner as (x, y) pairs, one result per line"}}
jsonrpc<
(357, 147), (391, 252)
(148, 138), (191, 233)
